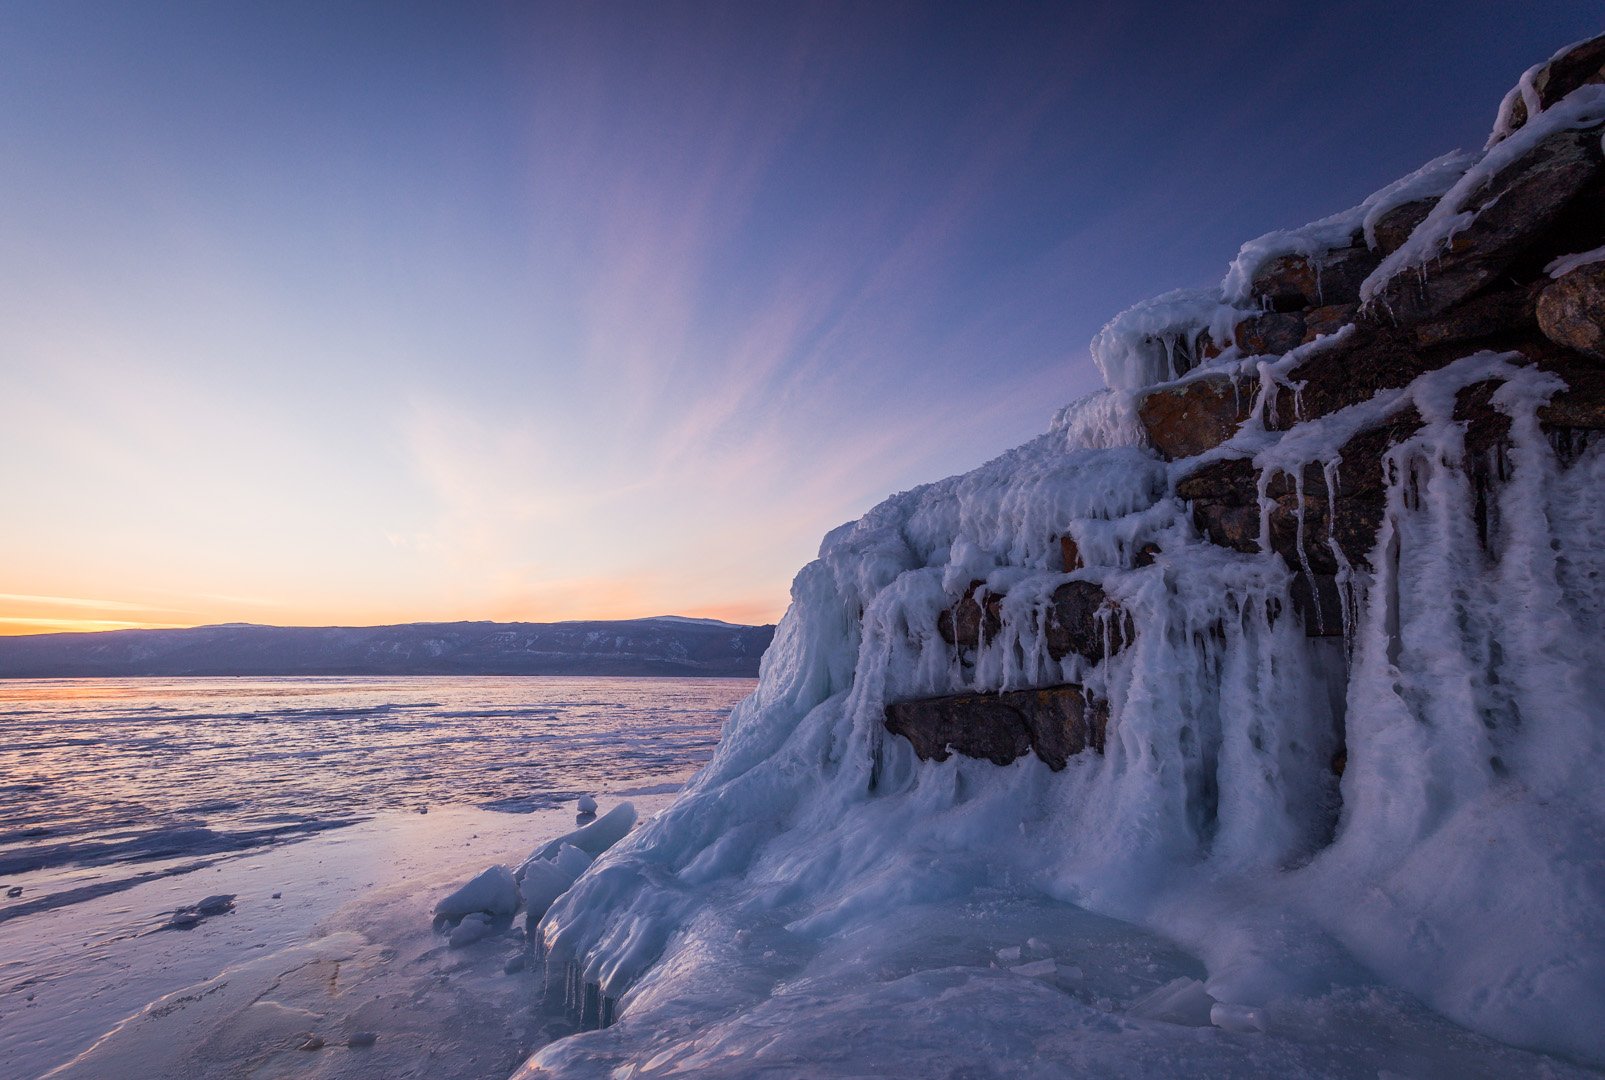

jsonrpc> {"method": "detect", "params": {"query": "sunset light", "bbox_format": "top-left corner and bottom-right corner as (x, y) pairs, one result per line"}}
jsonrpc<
(5, 5), (1605, 1079)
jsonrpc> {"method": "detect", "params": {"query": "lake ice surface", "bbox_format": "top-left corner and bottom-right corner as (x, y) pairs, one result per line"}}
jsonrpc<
(0, 676), (746, 920)
(0, 676), (746, 1077)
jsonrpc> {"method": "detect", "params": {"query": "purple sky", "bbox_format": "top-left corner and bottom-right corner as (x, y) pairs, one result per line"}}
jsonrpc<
(2, 2), (1599, 631)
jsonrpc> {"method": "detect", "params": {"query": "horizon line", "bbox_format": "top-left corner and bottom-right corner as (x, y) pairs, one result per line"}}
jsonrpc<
(0, 612), (778, 639)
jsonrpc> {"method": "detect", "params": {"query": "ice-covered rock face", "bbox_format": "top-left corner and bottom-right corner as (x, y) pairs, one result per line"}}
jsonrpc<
(527, 32), (1605, 1076)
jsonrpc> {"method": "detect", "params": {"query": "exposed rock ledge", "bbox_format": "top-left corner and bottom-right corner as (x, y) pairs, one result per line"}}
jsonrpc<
(884, 685), (1107, 770)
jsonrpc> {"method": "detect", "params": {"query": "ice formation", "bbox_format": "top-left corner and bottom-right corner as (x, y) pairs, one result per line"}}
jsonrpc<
(514, 37), (1605, 1077)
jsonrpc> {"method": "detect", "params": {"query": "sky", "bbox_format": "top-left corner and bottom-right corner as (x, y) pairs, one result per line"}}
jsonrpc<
(1, 1), (1600, 634)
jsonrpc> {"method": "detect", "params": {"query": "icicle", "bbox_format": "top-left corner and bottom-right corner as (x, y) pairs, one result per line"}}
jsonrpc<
(1255, 468), (1275, 554)
(1321, 456), (1358, 654)
(1292, 467), (1324, 635)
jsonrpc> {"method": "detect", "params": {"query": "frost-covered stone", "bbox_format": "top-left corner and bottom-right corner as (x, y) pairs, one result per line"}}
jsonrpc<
(1249, 246), (1378, 311)
(1059, 535), (1083, 572)
(1368, 197), (1438, 255)
(1491, 33), (1605, 145)
(1538, 263), (1605, 359)
(936, 581), (1001, 649)
(1300, 302), (1360, 343)
(1408, 284), (1542, 350)
(1234, 311), (1306, 356)
(1045, 580), (1127, 662)
(1366, 127), (1605, 324)
(1136, 373), (1257, 460)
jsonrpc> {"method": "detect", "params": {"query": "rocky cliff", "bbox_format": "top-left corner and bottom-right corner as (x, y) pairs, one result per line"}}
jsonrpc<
(885, 35), (1605, 775)
(520, 35), (1605, 1076)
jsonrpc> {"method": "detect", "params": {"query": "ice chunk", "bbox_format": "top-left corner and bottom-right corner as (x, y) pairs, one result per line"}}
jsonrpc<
(577, 794), (598, 814)
(194, 895), (235, 916)
(995, 945), (1022, 963)
(434, 864), (519, 921)
(448, 913), (496, 948)
(526, 802), (637, 865)
(1128, 978), (1217, 1027)
(551, 843), (594, 882)
(1211, 1002), (1267, 1034)
(520, 858), (583, 925)
(1007, 959), (1058, 979)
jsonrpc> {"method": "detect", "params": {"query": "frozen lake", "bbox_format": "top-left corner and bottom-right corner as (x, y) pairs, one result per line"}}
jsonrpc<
(0, 676), (749, 922)
(0, 676), (748, 1077)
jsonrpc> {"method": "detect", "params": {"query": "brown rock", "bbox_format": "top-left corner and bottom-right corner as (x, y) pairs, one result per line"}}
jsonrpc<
(937, 581), (1001, 650)
(1250, 246), (1380, 311)
(1366, 129), (1605, 325)
(1059, 535), (1083, 572)
(1537, 350), (1605, 430)
(1538, 262), (1605, 359)
(1235, 311), (1306, 356)
(1369, 198), (1437, 256)
(1409, 282), (1542, 349)
(1176, 408), (1424, 572)
(1175, 457), (1262, 554)
(1136, 373), (1257, 460)
(884, 684), (1108, 770)
(1252, 253), (1322, 312)
(1302, 303), (1360, 343)
(1045, 580), (1127, 662)
(1278, 303), (1553, 428)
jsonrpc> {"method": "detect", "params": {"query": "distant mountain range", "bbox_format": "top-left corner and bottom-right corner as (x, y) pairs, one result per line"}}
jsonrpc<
(0, 617), (775, 678)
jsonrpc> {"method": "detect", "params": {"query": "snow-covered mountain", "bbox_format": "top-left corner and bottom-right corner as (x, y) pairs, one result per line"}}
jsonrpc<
(511, 34), (1605, 1077)
(0, 617), (773, 678)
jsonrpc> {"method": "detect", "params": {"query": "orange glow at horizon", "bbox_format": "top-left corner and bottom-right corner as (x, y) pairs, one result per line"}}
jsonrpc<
(0, 587), (792, 637)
